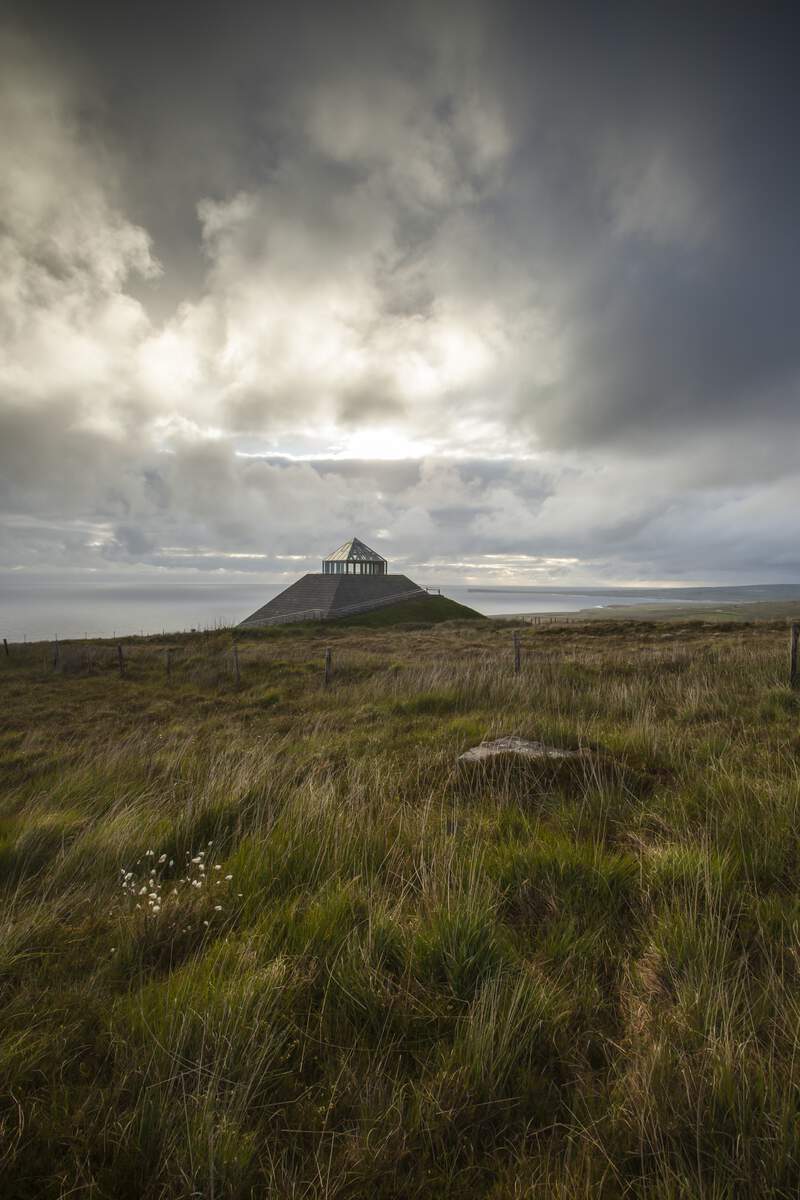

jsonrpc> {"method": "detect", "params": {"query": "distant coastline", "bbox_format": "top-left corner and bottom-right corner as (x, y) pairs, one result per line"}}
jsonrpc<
(3, 579), (800, 642)
(466, 584), (800, 599)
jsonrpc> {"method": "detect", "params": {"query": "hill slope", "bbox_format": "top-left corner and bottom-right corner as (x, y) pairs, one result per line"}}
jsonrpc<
(330, 592), (484, 626)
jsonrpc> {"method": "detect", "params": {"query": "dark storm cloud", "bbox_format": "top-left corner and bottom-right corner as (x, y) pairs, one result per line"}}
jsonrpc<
(1, 1), (799, 584)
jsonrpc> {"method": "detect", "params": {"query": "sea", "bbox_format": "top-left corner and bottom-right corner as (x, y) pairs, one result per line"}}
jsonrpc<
(3, 576), (800, 643)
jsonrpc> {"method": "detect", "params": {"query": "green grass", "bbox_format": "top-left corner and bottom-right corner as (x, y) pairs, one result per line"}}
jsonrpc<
(329, 592), (485, 626)
(2, 618), (800, 1197)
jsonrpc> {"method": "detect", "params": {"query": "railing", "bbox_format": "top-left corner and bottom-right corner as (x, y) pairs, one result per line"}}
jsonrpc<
(244, 589), (427, 628)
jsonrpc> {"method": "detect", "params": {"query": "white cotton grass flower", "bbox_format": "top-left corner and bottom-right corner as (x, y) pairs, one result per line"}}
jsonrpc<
(119, 844), (234, 927)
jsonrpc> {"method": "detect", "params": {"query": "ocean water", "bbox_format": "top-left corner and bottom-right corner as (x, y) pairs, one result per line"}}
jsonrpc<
(2, 576), (799, 643)
(449, 583), (800, 617)
(448, 586), (697, 617)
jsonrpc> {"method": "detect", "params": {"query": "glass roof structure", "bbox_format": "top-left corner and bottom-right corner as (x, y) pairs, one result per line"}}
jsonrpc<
(322, 537), (388, 575)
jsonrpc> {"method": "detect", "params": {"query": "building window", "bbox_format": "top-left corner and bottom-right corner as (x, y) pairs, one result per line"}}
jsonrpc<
(322, 556), (386, 574)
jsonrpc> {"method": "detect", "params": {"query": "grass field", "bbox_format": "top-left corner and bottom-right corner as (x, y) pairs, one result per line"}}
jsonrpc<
(2, 616), (800, 1198)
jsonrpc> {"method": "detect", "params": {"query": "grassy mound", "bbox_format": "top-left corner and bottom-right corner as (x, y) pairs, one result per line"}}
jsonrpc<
(2, 619), (800, 1197)
(331, 592), (484, 626)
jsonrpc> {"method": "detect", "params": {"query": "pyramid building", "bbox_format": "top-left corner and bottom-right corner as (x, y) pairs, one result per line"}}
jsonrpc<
(239, 537), (426, 627)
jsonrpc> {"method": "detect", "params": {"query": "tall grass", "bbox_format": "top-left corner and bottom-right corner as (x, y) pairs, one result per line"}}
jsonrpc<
(1, 619), (799, 1196)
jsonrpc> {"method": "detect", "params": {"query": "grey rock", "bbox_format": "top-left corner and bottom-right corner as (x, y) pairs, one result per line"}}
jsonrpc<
(458, 736), (588, 764)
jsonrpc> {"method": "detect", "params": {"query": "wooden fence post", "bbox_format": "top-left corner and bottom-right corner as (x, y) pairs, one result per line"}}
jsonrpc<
(53, 638), (59, 670)
(513, 630), (521, 674)
(791, 623), (799, 688)
(324, 647), (332, 687)
(117, 644), (125, 678)
(3, 637), (8, 657)
(233, 644), (241, 687)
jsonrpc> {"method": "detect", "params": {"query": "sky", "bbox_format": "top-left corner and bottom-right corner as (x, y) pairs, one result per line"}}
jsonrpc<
(2, 0), (799, 588)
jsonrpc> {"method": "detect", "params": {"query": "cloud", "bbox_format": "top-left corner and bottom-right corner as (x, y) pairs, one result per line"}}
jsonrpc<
(1, 3), (799, 587)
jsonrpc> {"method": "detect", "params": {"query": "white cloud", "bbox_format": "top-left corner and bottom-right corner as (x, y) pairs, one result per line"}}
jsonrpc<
(0, 32), (159, 446)
(1, 14), (799, 591)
